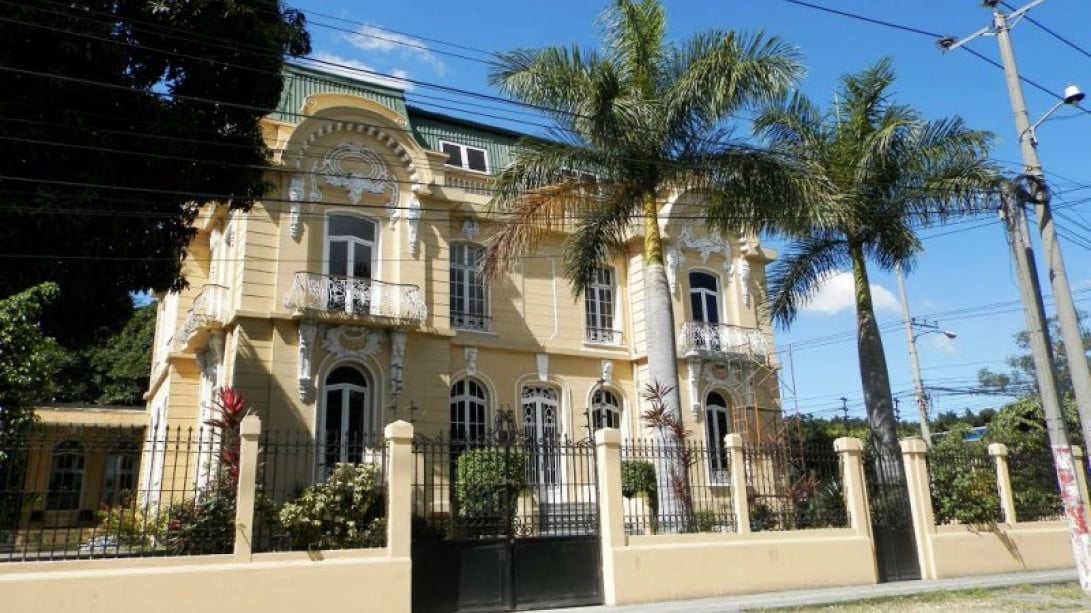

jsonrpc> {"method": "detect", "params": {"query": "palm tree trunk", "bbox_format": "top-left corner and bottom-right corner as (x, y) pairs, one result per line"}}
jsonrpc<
(848, 241), (900, 460)
(641, 192), (687, 530)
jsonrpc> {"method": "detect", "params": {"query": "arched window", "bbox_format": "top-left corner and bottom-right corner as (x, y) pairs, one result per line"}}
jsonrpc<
(688, 271), (721, 324)
(522, 385), (560, 486)
(47, 441), (85, 510)
(320, 365), (371, 473)
(327, 214), (377, 313)
(450, 379), (488, 443)
(591, 389), (621, 430)
(450, 243), (489, 331)
(103, 441), (140, 506)
(705, 392), (730, 482)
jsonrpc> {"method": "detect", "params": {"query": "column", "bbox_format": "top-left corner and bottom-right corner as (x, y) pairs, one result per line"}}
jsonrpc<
(595, 427), (624, 606)
(989, 443), (1018, 524)
(385, 420), (414, 559)
(233, 413), (261, 563)
(725, 433), (751, 534)
(901, 438), (937, 580)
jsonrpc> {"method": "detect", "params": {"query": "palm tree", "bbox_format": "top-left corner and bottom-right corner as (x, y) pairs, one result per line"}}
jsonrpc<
(484, 0), (818, 422)
(756, 59), (997, 456)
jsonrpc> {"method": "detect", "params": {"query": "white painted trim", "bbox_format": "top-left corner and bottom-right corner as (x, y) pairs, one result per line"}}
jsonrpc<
(439, 139), (490, 174)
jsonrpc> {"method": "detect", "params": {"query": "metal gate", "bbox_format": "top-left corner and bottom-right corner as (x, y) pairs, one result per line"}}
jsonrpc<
(411, 410), (603, 613)
(864, 445), (921, 582)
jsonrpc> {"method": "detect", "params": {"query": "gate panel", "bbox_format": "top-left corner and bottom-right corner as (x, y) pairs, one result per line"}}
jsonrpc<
(864, 446), (921, 582)
(411, 410), (603, 613)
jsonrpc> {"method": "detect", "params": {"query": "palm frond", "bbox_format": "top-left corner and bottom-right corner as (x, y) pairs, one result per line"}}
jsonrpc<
(765, 234), (849, 328)
(489, 45), (600, 126)
(562, 184), (644, 296)
(599, 0), (667, 95)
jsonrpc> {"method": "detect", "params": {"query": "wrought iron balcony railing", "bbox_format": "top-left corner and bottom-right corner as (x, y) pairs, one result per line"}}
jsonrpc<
(450, 311), (491, 332)
(284, 272), (428, 323)
(585, 327), (623, 345)
(175, 283), (229, 348)
(677, 322), (770, 362)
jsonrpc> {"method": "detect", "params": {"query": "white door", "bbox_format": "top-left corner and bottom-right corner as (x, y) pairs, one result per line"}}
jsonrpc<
(522, 385), (560, 491)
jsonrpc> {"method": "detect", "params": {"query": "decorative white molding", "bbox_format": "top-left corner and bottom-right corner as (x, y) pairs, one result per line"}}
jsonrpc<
(535, 353), (549, 382)
(462, 219), (480, 241)
(738, 258), (751, 306)
(464, 347), (478, 377)
(390, 330), (407, 396)
(406, 196), (422, 256)
(702, 361), (743, 389)
(686, 358), (702, 417)
(321, 325), (383, 361)
(665, 244), (682, 293)
(313, 142), (399, 207)
(601, 360), (614, 384)
(678, 219), (732, 268)
(288, 175), (305, 241)
(298, 322), (317, 402)
(225, 224), (235, 247)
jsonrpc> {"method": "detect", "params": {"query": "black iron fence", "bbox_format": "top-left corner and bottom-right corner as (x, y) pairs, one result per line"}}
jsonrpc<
(743, 442), (847, 531)
(927, 445), (1002, 525)
(412, 430), (598, 540)
(254, 431), (388, 553)
(0, 425), (235, 562)
(621, 438), (735, 535)
(1007, 448), (1064, 522)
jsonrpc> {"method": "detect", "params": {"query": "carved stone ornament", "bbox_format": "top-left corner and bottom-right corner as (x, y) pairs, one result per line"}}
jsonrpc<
(321, 325), (383, 361)
(406, 196), (422, 256)
(313, 142), (399, 207)
(390, 330), (407, 396)
(686, 358), (702, 417)
(298, 322), (317, 402)
(678, 219), (732, 270)
(288, 175), (305, 241)
(738, 258), (751, 306)
(536, 353), (549, 382)
(601, 360), (614, 384)
(461, 219), (480, 241)
(701, 361), (742, 389)
(464, 347), (478, 377)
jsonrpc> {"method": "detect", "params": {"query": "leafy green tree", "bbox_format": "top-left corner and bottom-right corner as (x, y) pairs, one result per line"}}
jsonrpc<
(51, 303), (156, 405)
(483, 0), (819, 419)
(0, 1), (310, 343)
(978, 314), (1090, 402)
(756, 59), (997, 456)
(0, 284), (59, 533)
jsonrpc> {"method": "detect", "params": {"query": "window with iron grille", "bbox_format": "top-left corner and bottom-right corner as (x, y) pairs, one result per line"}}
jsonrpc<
(705, 392), (730, 483)
(591, 389), (621, 430)
(450, 243), (489, 331)
(585, 266), (618, 344)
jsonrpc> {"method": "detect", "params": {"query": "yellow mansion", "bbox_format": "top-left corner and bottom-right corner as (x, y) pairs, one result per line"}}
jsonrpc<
(146, 63), (781, 478)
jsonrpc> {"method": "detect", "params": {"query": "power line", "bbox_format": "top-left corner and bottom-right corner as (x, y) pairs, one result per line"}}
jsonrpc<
(999, 0), (1091, 62)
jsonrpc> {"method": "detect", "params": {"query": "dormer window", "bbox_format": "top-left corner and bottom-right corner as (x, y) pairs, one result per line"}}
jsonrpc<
(441, 141), (488, 173)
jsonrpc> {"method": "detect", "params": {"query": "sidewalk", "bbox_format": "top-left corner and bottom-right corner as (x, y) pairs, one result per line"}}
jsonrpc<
(544, 569), (1079, 612)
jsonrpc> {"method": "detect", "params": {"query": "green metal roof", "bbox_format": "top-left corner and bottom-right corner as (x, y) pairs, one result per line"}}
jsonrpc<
(273, 64), (528, 175)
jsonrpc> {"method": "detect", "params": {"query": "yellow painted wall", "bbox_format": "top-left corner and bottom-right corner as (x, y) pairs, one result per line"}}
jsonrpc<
(929, 522), (1075, 578)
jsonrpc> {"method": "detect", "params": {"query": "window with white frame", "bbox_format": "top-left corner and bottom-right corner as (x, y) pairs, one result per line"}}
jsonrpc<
(327, 214), (377, 314)
(320, 365), (372, 476)
(450, 379), (488, 443)
(591, 389), (621, 430)
(450, 243), (490, 331)
(704, 392), (730, 483)
(47, 441), (85, 510)
(689, 271), (722, 351)
(441, 141), (489, 173)
(585, 267), (619, 344)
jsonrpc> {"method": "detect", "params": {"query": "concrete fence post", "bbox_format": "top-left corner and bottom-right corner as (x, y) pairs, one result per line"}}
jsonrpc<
(385, 420), (414, 559)
(594, 427), (624, 606)
(725, 433), (750, 534)
(900, 438), (937, 580)
(834, 437), (870, 539)
(989, 443), (1018, 524)
(233, 413), (261, 563)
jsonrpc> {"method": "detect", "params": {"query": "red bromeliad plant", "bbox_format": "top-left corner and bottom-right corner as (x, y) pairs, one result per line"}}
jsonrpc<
(205, 387), (249, 487)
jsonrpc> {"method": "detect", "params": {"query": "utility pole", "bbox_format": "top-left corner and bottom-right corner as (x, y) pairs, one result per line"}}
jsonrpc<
(941, 0), (1091, 593)
(840, 397), (849, 436)
(895, 264), (947, 446)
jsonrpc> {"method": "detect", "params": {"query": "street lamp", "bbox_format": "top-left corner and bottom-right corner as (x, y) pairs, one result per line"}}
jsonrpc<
(1024, 84), (1084, 145)
(895, 264), (955, 447)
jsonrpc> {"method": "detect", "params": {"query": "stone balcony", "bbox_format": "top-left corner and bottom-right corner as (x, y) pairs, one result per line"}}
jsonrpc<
(175, 283), (229, 352)
(284, 272), (428, 326)
(677, 322), (770, 364)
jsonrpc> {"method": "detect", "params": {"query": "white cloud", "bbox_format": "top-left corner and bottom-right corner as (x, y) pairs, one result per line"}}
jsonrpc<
(308, 52), (413, 90)
(801, 271), (900, 316)
(928, 333), (957, 354)
(345, 25), (445, 76)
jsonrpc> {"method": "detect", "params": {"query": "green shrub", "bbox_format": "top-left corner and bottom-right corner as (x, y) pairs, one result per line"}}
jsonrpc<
(160, 480), (237, 555)
(929, 433), (1000, 525)
(621, 460), (657, 499)
(690, 509), (722, 533)
(278, 463), (386, 550)
(455, 448), (527, 527)
(97, 497), (162, 546)
(801, 478), (847, 528)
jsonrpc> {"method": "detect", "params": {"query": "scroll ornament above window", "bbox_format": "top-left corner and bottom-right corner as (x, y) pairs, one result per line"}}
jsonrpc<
(313, 142), (399, 208)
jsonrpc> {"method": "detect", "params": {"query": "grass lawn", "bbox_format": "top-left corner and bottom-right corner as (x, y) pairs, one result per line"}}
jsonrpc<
(749, 582), (1091, 612)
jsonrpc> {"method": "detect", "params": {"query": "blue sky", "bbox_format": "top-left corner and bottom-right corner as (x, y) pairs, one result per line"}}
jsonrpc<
(287, 0), (1091, 423)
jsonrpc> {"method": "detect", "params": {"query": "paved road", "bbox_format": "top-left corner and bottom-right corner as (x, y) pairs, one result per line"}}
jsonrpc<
(541, 569), (1079, 612)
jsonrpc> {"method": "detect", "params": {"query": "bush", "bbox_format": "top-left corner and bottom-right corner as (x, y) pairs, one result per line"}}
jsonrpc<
(800, 478), (847, 528)
(97, 497), (161, 546)
(621, 460), (657, 499)
(455, 448), (527, 532)
(160, 480), (237, 555)
(929, 432), (1000, 525)
(278, 463), (385, 550)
